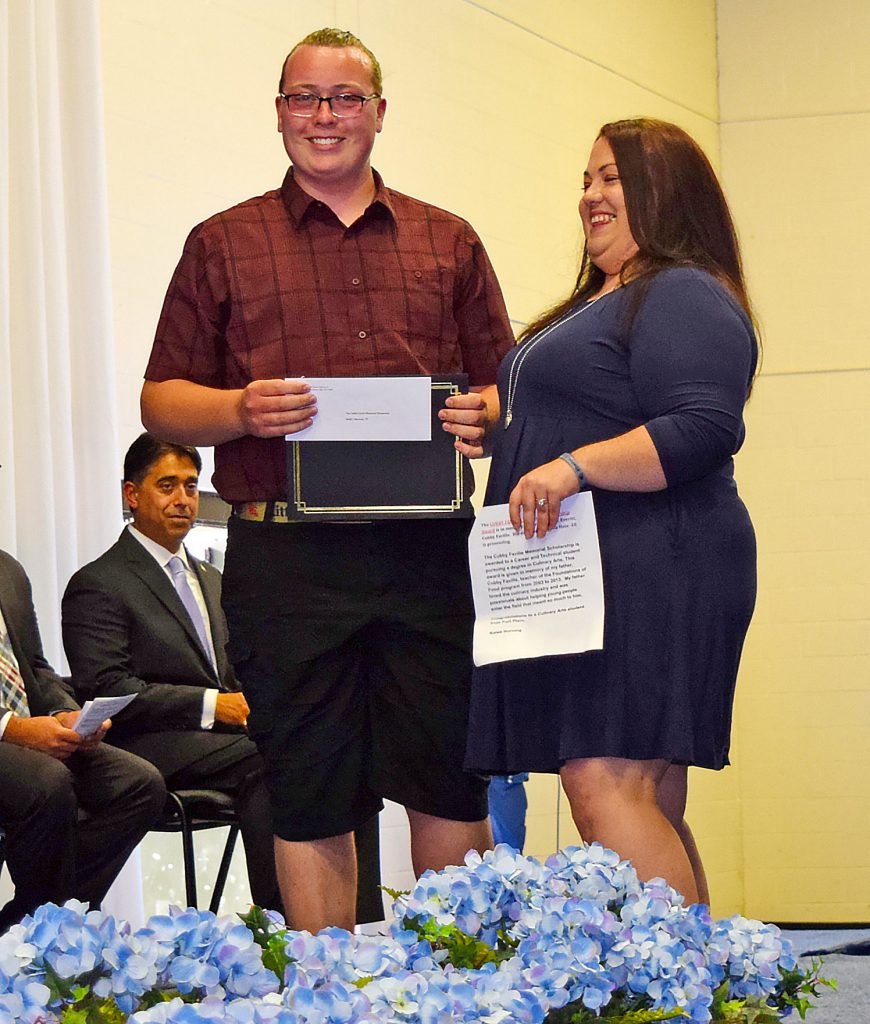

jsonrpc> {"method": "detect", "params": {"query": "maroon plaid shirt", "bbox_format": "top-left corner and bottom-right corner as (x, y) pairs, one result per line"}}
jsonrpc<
(146, 169), (514, 501)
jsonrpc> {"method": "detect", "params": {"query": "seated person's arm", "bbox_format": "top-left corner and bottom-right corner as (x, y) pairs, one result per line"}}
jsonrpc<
(62, 573), (211, 731)
(2, 711), (109, 758)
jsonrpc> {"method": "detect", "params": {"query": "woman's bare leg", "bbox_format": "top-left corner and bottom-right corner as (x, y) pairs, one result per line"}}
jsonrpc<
(560, 756), (700, 904)
(655, 763), (710, 905)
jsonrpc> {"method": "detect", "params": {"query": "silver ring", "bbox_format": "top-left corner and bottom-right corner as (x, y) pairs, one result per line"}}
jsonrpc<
(536, 497), (548, 509)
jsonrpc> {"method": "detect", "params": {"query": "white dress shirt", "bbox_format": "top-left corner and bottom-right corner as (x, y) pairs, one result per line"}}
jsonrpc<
(127, 525), (219, 729)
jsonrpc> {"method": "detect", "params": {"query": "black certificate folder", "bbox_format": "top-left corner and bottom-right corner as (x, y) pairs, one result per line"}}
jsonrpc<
(285, 375), (474, 520)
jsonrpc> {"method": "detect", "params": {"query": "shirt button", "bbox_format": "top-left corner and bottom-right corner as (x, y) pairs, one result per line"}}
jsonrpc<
(358, 330), (367, 339)
(414, 270), (423, 279)
(351, 277), (360, 286)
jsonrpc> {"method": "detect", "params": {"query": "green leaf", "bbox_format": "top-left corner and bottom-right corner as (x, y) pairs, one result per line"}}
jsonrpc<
(544, 1003), (688, 1023)
(262, 933), (292, 984)
(59, 994), (128, 1024)
(237, 905), (289, 988)
(59, 1009), (89, 1024)
(401, 916), (514, 970)
(238, 905), (277, 947)
(138, 987), (187, 1010)
(43, 961), (73, 1003)
(710, 1003), (781, 1024)
(91, 997), (128, 1024)
(773, 957), (836, 1018)
(380, 885), (410, 901)
(606, 1009), (688, 1023)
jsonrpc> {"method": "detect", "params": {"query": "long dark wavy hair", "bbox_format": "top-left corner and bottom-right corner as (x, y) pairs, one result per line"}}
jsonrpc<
(519, 118), (759, 366)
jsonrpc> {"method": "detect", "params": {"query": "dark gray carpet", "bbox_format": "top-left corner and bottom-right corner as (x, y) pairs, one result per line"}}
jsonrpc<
(780, 929), (870, 1023)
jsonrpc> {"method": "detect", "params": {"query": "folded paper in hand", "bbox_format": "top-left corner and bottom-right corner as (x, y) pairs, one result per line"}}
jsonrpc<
(73, 693), (137, 735)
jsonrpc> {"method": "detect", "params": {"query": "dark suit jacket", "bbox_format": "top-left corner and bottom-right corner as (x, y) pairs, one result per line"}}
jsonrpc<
(62, 528), (238, 741)
(0, 550), (78, 717)
(0, 549), (168, 930)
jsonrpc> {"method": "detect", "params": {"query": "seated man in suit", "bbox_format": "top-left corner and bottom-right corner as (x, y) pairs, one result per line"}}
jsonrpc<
(62, 433), (381, 920)
(0, 547), (165, 933)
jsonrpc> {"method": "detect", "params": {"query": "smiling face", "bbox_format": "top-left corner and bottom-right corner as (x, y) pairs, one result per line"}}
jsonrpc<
(276, 45), (386, 200)
(124, 451), (199, 553)
(579, 136), (639, 279)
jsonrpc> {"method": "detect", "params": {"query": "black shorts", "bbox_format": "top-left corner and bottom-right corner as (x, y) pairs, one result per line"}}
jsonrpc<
(221, 517), (489, 841)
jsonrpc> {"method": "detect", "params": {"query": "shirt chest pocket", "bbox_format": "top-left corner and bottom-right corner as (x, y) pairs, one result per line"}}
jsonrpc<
(366, 261), (457, 343)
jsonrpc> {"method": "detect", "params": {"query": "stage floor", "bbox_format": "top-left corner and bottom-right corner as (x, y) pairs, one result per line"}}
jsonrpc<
(780, 929), (870, 1024)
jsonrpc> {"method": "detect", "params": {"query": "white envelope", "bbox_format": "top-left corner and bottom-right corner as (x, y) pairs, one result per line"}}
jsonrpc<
(289, 376), (432, 442)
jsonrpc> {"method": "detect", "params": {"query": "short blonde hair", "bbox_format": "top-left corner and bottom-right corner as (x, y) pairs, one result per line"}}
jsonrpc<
(279, 28), (382, 95)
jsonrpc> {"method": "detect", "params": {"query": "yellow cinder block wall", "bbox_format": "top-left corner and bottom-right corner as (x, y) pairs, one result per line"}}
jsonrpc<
(717, 0), (870, 923)
(100, 0), (866, 921)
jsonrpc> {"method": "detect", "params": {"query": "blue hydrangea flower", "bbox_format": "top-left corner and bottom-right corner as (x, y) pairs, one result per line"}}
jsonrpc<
(0, 845), (811, 1024)
(145, 907), (279, 1000)
(0, 900), (128, 1011)
(0, 978), (53, 1024)
(708, 915), (797, 1001)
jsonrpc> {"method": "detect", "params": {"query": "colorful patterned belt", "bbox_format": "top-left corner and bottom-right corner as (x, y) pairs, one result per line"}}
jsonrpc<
(231, 501), (294, 523)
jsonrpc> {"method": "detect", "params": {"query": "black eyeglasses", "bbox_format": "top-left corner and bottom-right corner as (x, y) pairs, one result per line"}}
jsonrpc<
(279, 92), (380, 118)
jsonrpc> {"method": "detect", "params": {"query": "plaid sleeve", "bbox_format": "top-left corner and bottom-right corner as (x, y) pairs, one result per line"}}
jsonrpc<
(453, 227), (515, 386)
(145, 223), (230, 389)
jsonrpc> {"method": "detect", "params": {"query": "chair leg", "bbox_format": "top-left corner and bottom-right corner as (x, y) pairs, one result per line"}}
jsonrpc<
(209, 824), (241, 915)
(176, 802), (198, 909)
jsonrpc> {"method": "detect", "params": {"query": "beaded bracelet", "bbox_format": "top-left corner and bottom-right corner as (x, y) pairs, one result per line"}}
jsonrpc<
(558, 452), (589, 491)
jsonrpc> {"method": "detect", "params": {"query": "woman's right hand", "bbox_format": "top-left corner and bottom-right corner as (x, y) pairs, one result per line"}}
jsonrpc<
(508, 456), (580, 538)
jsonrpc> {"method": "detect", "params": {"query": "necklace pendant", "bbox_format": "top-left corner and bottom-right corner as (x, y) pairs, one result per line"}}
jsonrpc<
(504, 410), (512, 429)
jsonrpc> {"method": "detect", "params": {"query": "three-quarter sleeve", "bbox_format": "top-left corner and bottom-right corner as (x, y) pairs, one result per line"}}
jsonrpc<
(629, 268), (758, 486)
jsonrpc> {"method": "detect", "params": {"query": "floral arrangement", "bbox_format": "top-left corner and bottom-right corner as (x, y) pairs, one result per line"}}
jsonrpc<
(0, 844), (832, 1023)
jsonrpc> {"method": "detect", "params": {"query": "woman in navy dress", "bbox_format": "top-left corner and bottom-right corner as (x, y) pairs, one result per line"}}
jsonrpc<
(465, 119), (759, 904)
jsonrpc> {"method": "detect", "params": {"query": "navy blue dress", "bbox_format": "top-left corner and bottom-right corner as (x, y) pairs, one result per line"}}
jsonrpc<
(465, 267), (758, 773)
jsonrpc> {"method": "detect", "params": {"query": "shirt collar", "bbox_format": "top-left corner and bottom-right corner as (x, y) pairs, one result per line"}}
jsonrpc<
(280, 166), (396, 226)
(127, 525), (191, 571)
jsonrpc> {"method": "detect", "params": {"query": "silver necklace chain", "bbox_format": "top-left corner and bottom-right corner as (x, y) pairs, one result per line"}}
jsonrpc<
(503, 288), (619, 429)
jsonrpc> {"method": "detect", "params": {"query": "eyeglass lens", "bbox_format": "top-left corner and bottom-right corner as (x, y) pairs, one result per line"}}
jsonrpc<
(283, 94), (370, 117)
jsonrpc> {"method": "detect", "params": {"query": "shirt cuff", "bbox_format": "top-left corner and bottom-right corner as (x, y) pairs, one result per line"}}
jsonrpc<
(201, 690), (217, 730)
(0, 710), (11, 740)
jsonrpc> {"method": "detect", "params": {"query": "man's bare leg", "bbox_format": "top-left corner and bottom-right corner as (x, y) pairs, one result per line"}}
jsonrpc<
(406, 808), (492, 877)
(274, 832), (356, 932)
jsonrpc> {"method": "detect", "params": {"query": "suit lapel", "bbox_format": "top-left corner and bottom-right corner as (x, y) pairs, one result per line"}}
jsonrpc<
(0, 565), (16, 641)
(119, 530), (218, 680)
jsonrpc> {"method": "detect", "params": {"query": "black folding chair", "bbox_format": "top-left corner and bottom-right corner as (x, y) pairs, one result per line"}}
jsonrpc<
(151, 789), (241, 914)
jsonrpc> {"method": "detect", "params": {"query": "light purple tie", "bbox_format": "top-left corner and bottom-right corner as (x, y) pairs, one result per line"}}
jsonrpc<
(168, 556), (214, 668)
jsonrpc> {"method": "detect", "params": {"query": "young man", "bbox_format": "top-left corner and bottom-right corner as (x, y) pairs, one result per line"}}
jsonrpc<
(140, 29), (514, 931)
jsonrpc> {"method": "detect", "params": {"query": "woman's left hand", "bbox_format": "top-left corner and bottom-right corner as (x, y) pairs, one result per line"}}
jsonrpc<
(509, 457), (579, 538)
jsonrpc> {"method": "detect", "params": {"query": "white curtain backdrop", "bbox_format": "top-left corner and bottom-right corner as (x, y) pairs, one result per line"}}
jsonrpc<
(1, 0), (120, 664)
(0, 0), (140, 921)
